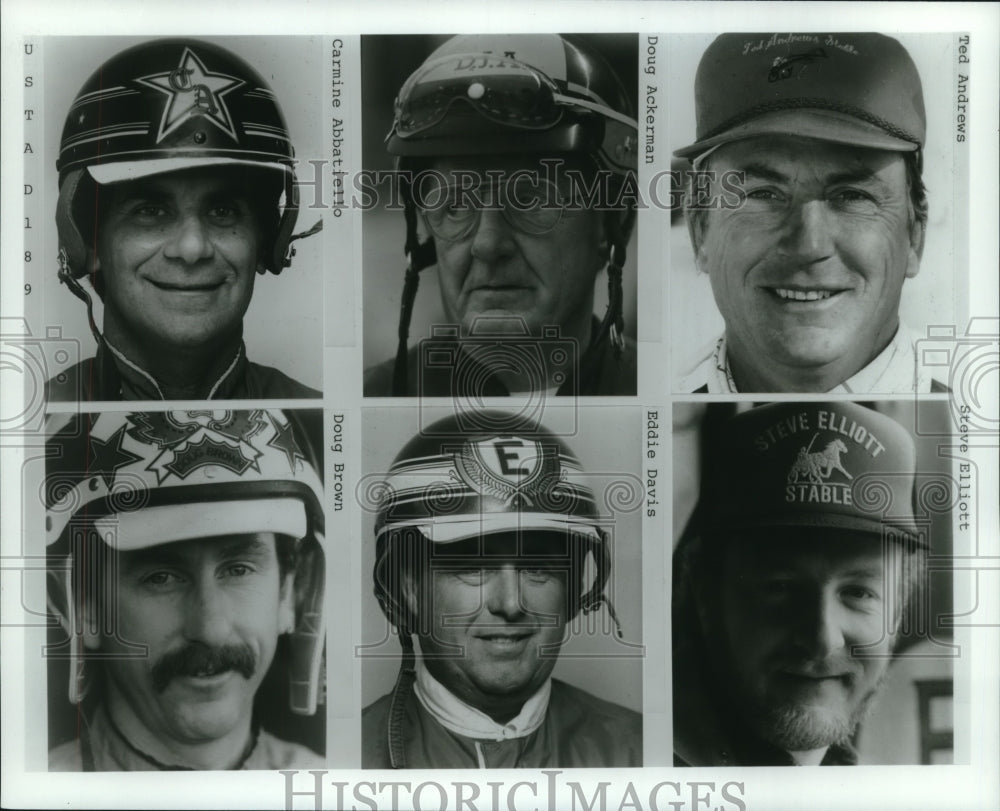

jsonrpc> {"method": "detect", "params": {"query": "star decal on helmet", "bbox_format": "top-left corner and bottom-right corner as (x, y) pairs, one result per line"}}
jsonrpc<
(136, 47), (245, 143)
(87, 425), (144, 490)
(266, 414), (306, 472)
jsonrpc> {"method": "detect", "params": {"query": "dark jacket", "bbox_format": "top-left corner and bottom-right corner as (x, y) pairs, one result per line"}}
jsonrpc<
(363, 678), (642, 769)
(46, 340), (320, 401)
(48, 703), (324, 771)
(364, 322), (637, 397)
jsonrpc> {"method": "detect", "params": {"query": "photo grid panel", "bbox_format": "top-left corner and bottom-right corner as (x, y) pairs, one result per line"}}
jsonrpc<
(2, 7), (998, 811)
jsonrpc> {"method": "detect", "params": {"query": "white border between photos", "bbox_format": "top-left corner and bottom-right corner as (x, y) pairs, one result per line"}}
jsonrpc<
(2, 1), (998, 810)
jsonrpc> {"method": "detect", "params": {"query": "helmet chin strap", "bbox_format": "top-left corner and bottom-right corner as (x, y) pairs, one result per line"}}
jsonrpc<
(387, 631), (418, 768)
(57, 249), (104, 347)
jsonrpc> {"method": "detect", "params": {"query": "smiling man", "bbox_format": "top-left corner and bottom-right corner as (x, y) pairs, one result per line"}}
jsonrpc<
(47, 39), (320, 401)
(675, 33), (946, 394)
(672, 402), (926, 766)
(363, 35), (638, 397)
(362, 414), (641, 768)
(45, 410), (326, 770)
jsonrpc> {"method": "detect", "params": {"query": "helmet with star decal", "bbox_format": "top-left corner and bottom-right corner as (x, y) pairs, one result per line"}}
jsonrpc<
(56, 38), (302, 280)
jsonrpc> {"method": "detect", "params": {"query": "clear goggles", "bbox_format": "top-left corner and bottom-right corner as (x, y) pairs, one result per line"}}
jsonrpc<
(413, 173), (579, 241)
(393, 51), (635, 138)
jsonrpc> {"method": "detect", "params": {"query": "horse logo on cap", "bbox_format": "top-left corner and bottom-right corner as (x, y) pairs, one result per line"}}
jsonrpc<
(787, 433), (853, 485)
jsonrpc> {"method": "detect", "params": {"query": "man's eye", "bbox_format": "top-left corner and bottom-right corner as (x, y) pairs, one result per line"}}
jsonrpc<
(131, 205), (169, 221)
(521, 568), (557, 584)
(829, 189), (878, 212)
(841, 584), (880, 605)
(142, 570), (182, 588)
(208, 204), (243, 223)
(224, 563), (254, 578)
(756, 578), (796, 600)
(448, 568), (484, 585)
(744, 188), (782, 203)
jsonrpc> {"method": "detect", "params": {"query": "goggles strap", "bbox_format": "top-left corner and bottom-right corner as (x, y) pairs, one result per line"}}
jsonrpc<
(393, 198), (438, 396)
(388, 632), (417, 769)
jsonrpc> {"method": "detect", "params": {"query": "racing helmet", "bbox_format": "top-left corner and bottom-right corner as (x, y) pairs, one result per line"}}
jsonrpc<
(56, 38), (303, 287)
(45, 409), (325, 715)
(385, 35), (639, 394)
(372, 412), (617, 636)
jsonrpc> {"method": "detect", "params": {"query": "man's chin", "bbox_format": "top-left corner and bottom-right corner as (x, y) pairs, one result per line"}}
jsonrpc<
(167, 703), (247, 744)
(753, 702), (854, 752)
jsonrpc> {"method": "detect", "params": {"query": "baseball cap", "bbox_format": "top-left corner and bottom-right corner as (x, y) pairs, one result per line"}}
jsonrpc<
(703, 402), (924, 546)
(675, 33), (926, 161)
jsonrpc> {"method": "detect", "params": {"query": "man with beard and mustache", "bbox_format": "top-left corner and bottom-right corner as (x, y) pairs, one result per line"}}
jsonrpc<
(673, 401), (926, 766)
(44, 409), (326, 770)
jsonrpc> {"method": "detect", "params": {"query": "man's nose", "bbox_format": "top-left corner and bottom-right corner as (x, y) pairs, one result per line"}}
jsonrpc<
(793, 590), (847, 660)
(163, 214), (215, 264)
(778, 200), (835, 265)
(470, 208), (516, 262)
(183, 577), (233, 645)
(484, 566), (525, 621)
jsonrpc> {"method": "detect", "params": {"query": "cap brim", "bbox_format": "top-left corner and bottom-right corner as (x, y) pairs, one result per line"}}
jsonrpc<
(87, 157), (289, 184)
(674, 108), (921, 161)
(93, 497), (307, 549)
(379, 513), (602, 545)
(708, 511), (925, 548)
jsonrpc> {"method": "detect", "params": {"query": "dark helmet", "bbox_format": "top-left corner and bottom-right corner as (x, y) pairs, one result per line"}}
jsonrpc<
(372, 411), (616, 636)
(387, 34), (637, 175)
(386, 35), (638, 394)
(56, 38), (302, 285)
(369, 409), (624, 767)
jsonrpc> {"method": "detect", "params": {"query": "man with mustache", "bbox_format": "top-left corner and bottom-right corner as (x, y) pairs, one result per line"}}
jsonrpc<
(363, 34), (638, 397)
(45, 409), (326, 770)
(672, 401), (927, 765)
(362, 413), (642, 768)
(674, 33), (947, 393)
(46, 38), (320, 401)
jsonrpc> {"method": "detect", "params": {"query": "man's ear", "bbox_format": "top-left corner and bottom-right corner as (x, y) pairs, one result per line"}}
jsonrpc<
(278, 572), (296, 635)
(686, 208), (709, 273)
(906, 218), (926, 279)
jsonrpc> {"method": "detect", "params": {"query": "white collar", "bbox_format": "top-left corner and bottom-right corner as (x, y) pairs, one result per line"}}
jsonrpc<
(413, 660), (551, 741)
(701, 324), (930, 393)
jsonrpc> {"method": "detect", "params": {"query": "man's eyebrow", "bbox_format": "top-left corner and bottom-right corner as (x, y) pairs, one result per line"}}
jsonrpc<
(110, 186), (171, 204)
(735, 163), (790, 183)
(840, 565), (886, 580)
(216, 536), (273, 561)
(118, 544), (186, 570)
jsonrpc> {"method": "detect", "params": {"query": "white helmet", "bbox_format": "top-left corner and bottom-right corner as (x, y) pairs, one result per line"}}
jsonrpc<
(45, 409), (325, 715)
